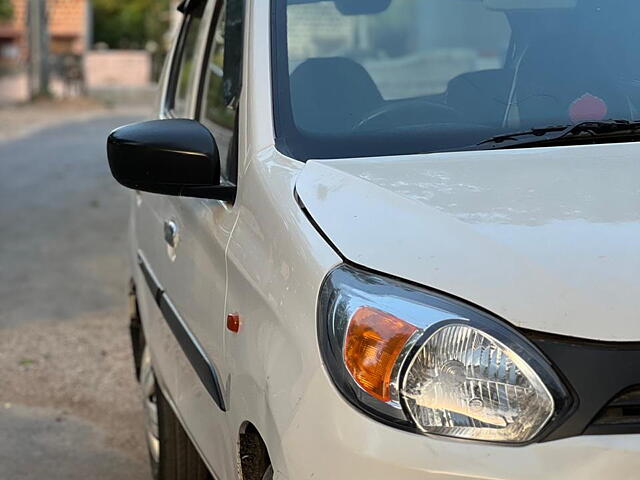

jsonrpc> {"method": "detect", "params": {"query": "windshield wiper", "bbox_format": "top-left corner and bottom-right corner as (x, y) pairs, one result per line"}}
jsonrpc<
(475, 120), (640, 150)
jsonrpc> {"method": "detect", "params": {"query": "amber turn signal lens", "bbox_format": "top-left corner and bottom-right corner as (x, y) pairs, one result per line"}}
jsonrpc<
(344, 306), (418, 403)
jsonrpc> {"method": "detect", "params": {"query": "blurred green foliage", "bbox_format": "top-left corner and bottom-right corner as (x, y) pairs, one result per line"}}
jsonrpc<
(0, 0), (13, 21)
(93, 0), (171, 49)
(93, 0), (172, 79)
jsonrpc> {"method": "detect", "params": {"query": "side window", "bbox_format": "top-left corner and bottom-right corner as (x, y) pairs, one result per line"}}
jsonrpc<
(170, 1), (207, 117)
(200, 0), (244, 182)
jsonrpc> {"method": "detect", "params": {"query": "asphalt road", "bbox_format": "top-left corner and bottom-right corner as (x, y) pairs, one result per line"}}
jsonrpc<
(0, 114), (151, 479)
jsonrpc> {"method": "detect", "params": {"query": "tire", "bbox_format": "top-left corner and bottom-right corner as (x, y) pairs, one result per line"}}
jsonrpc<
(262, 466), (273, 480)
(157, 388), (211, 480)
(140, 346), (211, 480)
(140, 346), (160, 479)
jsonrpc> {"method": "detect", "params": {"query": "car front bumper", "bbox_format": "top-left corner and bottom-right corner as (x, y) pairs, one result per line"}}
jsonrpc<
(274, 369), (640, 480)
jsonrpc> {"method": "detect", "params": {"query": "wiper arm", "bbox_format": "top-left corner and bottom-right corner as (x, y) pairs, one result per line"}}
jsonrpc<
(476, 120), (640, 150)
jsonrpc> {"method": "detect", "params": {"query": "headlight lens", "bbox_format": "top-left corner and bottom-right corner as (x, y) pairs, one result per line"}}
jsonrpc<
(318, 265), (570, 444)
(402, 324), (554, 442)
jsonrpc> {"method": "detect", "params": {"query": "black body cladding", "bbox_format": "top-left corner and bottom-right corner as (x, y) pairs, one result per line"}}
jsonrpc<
(138, 252), (227, 412)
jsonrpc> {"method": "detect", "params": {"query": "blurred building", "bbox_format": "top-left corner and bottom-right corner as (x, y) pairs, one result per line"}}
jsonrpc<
(0, 0), (92, 65)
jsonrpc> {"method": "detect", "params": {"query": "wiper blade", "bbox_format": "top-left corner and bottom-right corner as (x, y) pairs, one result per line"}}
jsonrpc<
(476, 120), (640, 149)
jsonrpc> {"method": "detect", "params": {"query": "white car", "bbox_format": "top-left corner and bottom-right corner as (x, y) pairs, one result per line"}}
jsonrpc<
(107, 0), (640, 479)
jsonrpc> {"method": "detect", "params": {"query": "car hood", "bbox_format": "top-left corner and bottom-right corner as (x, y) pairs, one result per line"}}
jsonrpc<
(296, 143), (640, 341)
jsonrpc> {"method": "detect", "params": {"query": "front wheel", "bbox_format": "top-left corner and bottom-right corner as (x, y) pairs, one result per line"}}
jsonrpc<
(140, 346), (211, 480)
(140, 346), (160, 478)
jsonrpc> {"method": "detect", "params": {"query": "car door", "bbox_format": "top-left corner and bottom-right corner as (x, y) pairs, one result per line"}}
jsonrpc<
(158, 1), (244, 478)
(133, 0), (211, 411)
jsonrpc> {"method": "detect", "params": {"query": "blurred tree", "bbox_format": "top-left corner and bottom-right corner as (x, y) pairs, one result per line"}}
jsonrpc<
(93, 0), (171, 79)
(0, 0), (13, 21)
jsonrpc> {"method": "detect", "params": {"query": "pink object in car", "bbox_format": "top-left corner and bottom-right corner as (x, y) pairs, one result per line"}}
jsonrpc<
(569, 93), (608, 123)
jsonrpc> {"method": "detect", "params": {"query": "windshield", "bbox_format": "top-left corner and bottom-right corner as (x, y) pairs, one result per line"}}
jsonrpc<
(271, 0), (640, 160)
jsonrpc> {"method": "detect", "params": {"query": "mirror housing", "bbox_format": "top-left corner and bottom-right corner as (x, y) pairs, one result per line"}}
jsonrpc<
(288, 0), (391, 15)
(107, 119), (235, 202)
(335, 0), (390, 15)
(484, 0), (576, 9)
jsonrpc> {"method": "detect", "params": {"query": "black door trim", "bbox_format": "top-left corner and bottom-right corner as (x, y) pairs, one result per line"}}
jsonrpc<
(137, 251), (227, 412)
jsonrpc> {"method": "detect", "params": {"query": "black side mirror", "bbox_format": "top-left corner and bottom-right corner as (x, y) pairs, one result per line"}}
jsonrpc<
(107, 119), (235, 202)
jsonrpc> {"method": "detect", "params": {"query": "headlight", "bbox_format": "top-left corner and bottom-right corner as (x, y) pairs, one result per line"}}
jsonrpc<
(318, 265), (571, 444)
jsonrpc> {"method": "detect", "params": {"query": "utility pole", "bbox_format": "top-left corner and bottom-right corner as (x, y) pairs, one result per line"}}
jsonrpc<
(27, 0), (49, 99)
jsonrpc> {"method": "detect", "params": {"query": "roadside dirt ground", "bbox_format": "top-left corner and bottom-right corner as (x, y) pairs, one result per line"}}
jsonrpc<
(0, 98), (149, 142)
(0, 313), (146, 457)
(0, 100), (152, 479)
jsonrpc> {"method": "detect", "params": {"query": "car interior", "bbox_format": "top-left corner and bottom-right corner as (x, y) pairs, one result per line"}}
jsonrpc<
(286, 0), (640, 145)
